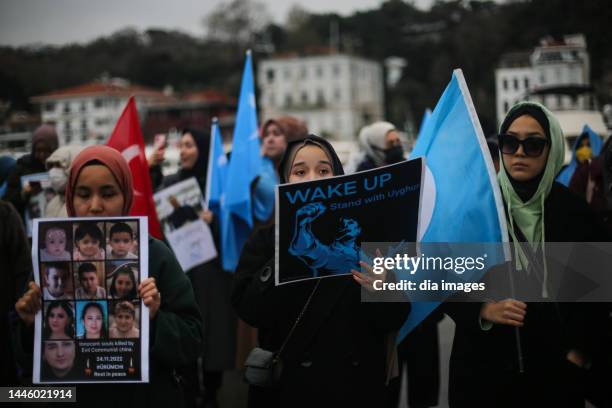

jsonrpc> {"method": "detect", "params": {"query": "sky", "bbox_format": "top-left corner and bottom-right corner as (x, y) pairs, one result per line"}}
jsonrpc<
(0, 0), (434, 47)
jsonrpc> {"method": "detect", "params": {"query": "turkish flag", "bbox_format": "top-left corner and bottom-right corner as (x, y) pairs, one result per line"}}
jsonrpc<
(107, 96), (162, 238)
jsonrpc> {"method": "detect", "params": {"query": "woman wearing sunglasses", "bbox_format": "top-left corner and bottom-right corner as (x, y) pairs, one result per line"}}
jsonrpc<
(445, 102), (609, 408)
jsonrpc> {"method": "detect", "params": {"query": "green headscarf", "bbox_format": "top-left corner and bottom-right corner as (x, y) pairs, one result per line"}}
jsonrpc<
(497, 102), (565, 297)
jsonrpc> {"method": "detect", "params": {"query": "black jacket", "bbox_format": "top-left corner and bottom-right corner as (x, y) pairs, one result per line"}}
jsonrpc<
(232, 224), (410, 407)
(444, 182), (609, 408)
(4, 154), (46, 221)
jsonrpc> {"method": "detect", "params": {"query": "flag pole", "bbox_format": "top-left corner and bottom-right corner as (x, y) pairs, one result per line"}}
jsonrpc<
(507, 261), (525, 373)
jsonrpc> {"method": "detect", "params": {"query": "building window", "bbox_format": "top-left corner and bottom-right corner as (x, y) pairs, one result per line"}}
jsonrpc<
(80, 101), (87, 113)
(94, 99), (103, 109)
(285, 94), (293, 108)
(64, 121), (72, 143)
(81, 120), (88, 130)
(266, 69), (275, 83)
(301, 91), (308, 104)
(45, 102), (55, 112)
(503, 101), (509, 112)
(502, 79), (508, 90)
(63, 103), (71, 114)
(524, 77), (529, 89)
(513, 78), (519, 90)
(316, 90), (325, 107)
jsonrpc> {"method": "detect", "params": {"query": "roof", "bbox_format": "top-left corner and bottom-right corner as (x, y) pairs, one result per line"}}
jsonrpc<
(182, 90), (236, 105)
(31, 79), (175, 102)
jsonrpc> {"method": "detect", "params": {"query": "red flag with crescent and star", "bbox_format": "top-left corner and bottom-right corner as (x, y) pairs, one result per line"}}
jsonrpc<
(106, 96), (162, 238)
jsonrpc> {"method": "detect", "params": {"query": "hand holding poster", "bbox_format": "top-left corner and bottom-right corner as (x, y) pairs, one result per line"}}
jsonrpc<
(21, 172), (55, 236)
(32, 217), (149, 383)
(275, 158), (423, 285)
(154, 177), (217, 271)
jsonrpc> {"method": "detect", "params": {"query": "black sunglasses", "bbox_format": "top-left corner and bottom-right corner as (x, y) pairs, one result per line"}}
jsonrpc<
(498, 133), (548, 157)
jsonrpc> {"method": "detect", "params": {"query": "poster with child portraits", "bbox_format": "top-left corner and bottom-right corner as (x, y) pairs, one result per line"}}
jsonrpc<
(32, 216), (149, 384)
(153, 177), (217, 271)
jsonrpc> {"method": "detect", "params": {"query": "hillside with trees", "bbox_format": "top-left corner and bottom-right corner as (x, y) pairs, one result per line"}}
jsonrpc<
(1, 0), (611, 135)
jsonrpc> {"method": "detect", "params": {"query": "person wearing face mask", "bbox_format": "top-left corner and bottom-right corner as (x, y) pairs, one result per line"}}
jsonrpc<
(356, 121), (405, 172)
(232, 135), (411, 408)
(355, 122), (442, 408)
(44, 145), (84, 218)
(557, 130), (603, 187)
(5, 124), (59, 224)
(443, 102), (609, 408)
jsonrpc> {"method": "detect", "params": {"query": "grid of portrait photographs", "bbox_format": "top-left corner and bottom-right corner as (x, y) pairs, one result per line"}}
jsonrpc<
(33, 218), (147, 383)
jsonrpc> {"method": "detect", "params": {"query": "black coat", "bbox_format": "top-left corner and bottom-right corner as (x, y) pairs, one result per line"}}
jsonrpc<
(444, 182), (609, 408)
(4, 154), (46, 222)
(159, 171), (237, 371)
(232, 224), (411, 408)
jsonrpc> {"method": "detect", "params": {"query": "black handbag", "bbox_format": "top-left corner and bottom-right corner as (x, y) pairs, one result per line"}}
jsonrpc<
(244, 280), (320, 387)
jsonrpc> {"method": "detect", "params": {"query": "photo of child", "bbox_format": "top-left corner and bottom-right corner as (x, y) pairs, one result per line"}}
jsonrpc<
(107, 263), (139, 300)
(74, 262), (106, 300)
(40, 223), (71, 262)
(109, 301), (140, 339)
(73, 222), (105, 261)
(106, 222), (138, 260)
(42, 262), (73, 300)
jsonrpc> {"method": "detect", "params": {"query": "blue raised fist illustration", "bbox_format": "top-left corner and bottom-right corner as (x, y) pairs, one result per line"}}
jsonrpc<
(289, 202), (362, 277)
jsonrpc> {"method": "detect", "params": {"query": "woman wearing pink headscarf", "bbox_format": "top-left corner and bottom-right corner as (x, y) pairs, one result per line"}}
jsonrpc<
(16, 145), (202, 406)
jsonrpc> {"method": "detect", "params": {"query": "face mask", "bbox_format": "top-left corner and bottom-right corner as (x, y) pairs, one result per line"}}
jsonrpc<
(575, 146), (592, 164)
(384, 145), (405, 164)
(48, 167), (68, 193)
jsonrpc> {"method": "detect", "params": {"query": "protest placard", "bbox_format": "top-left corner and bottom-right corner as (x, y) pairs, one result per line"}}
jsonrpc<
(32, 217), (149, 383)
(275, 158), (423, 285)
(154, 177), (217, 271)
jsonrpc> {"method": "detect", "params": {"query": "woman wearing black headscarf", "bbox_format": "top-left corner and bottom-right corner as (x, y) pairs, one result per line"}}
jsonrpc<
(232, 135), (411, 408)
(159, 128), (237, 406)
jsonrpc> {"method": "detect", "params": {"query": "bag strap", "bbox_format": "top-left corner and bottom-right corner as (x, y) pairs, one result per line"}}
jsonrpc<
(277, 280), (320, 358)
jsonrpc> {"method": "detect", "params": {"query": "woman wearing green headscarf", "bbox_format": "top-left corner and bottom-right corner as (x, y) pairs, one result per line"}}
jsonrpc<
(446, 102), (608, 408)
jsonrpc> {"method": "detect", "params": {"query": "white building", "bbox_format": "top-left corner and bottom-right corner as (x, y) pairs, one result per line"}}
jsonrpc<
(258, 53), (384, 140)
(31, 77), (174, 146)
(495, 34), (591, 125)
(495, 52), (534, 125)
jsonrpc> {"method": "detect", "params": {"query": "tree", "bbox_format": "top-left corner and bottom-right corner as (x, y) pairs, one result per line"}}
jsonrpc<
(204, 0), (271, 48)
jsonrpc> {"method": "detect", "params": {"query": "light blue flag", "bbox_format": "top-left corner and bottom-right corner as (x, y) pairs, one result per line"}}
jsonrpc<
(556, 124), (603, 186)
(221, 50), (262, 271)
(205, 118), (228, 218)
(398, 69), (510, 342)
